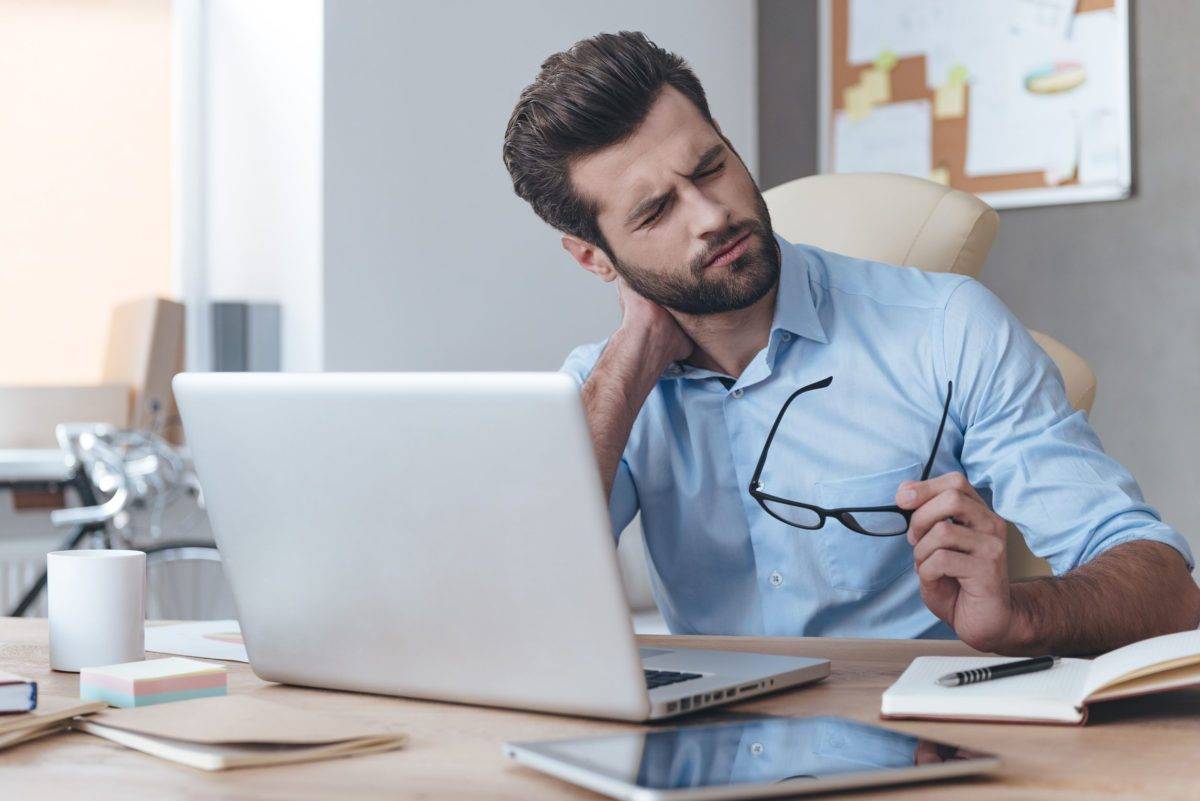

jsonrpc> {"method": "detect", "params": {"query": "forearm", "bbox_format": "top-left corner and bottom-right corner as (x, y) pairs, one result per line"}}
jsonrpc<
(1003, 540), (1200, 656)
(580, 327), (677, 499)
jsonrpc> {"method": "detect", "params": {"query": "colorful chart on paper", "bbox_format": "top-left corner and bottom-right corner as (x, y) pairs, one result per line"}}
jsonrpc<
(819, 0), (1131, 209)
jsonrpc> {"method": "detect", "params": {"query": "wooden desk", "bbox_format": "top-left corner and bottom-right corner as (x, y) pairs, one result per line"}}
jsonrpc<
(1, 618), (1197, 800)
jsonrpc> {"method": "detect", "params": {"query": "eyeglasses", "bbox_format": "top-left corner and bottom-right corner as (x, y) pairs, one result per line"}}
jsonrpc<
(748, 376), (953, 537)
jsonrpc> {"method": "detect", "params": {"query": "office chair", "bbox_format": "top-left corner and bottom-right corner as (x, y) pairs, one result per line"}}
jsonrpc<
(762, 172), (1097, 578)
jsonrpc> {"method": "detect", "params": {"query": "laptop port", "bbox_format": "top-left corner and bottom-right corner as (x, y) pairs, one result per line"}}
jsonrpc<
(667, 701), (678, 713)
(680, 698), (692, 711)
(693, 695), (703, 706)
(703, 693), (711, 702)
(739, 683), (758, 693)
(712, 691), (724, 700)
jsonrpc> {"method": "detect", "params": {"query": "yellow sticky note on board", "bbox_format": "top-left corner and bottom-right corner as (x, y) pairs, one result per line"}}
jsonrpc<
(934, 82), (966, 119)
(844, 83), (872, 121)
(859, 68), (891, 105)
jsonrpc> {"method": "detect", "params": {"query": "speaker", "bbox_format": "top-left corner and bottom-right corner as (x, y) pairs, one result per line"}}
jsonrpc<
(210, 302), (281, 372)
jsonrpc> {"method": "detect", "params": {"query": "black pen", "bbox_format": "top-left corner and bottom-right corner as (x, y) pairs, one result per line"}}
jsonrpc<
(936, 655), (1060, 687)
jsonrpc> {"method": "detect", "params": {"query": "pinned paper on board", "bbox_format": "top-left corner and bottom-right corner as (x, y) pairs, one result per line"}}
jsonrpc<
(844, 83), (872, 121)
(834, 100), (932, 179)
(859, 68), (891, 105)
(843, 50), (898, 121)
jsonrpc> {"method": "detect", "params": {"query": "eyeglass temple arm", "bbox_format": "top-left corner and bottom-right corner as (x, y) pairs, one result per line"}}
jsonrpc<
(749, 375), (834, 488)
(919, 380), (954, 482)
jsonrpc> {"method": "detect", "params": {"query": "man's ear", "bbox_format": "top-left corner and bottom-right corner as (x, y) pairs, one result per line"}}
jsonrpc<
(562, 235), (618, 283)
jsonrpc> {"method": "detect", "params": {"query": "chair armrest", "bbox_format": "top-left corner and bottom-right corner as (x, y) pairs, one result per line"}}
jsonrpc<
(0, 385), (131, 448)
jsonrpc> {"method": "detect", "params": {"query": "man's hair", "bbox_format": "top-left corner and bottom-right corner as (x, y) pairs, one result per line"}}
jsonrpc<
(502, 31), (713, 252)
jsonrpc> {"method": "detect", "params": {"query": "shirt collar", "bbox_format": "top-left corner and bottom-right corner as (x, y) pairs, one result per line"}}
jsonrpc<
(660, 234), (827, 382)
(770, 234), (828, 345)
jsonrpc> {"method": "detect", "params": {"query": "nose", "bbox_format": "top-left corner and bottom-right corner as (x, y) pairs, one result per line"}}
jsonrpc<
(680, 182), (730, 242)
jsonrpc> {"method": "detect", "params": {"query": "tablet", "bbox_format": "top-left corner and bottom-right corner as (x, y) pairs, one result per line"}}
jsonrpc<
(503, 715), (1000, 801)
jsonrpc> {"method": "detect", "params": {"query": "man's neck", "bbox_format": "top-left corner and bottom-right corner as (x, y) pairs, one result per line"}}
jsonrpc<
(672, 283), (778, 379)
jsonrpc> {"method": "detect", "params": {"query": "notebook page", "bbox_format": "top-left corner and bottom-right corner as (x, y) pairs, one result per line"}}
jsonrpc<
(1083, 629), (1200, 700)
(882, 657), (1090, 721)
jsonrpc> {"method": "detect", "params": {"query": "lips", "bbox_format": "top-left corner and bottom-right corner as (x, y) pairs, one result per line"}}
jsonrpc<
(704, 230), (753, 270)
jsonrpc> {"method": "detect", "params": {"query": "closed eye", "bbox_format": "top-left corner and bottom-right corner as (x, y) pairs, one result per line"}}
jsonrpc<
(637, 161), (725, 230)
(640, 199), (670, 229)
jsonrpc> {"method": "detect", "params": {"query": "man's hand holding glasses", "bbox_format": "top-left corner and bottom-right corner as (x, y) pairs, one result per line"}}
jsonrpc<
(751, 375), (1030, 653)
(897, 472), (1018, 653)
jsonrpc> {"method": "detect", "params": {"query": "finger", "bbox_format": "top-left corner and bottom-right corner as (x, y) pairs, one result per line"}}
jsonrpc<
(917, 548), (979, 585)
(906, 488), (993, 545)
(896, 471), (981, 511)
(912, 521), (985, 566)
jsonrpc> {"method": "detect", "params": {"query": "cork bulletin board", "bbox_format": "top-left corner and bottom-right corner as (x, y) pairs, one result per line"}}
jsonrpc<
(818, 0), (1132, 209)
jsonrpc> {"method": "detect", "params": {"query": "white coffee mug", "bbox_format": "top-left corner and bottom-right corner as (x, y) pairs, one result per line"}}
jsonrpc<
(48, 550), (145, 672)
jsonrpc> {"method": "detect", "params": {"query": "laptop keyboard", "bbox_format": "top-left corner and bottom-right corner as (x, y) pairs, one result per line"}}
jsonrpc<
(644, 669), (702, 689)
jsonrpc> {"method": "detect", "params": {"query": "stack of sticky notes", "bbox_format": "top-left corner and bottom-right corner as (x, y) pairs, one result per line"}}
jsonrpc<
(80, 657), (227, 708)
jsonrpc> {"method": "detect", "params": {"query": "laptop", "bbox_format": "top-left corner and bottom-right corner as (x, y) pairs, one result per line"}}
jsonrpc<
(173, 372), (829, 721)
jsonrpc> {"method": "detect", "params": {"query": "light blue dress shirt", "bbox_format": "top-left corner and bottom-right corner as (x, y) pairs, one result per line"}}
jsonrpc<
(561, 236), (1194, 639)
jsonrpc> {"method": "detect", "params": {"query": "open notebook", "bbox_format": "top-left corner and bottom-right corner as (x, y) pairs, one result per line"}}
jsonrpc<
(882, 629), (1200, 725)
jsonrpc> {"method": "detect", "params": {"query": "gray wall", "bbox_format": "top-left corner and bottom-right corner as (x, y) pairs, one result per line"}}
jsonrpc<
(322, 0), (758, 373)
(758, 0), (1200, 563)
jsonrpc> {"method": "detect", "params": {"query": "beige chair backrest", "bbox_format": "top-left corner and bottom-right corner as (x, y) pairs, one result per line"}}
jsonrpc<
(763, 173), (1095, 411)
(764, 172), (1096, 578)
(102, 297), (186, 439)
(764, 172), (998, 278)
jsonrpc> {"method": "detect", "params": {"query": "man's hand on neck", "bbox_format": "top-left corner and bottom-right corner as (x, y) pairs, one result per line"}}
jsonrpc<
(579, 281), (693, 500)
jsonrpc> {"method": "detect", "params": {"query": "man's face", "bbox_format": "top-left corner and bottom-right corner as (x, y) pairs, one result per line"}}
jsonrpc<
(570, 86), (779, 316)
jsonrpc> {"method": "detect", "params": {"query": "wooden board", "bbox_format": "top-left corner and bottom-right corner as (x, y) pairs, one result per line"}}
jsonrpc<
(821, 0), (1129, 209)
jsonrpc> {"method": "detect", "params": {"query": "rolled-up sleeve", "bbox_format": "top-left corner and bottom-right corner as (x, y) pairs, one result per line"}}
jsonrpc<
(940, 278), (1194, 574)
(559, 341), (640, 541)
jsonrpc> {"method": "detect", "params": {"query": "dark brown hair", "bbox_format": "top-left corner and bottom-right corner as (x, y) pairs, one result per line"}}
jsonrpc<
(502, 31), (713, 252)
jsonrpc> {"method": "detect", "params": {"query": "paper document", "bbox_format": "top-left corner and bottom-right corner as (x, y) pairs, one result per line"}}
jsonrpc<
(145, 620), (248, 663)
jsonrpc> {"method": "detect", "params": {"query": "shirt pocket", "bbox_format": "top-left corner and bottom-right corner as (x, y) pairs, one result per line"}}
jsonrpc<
(813, 462), (922, 594)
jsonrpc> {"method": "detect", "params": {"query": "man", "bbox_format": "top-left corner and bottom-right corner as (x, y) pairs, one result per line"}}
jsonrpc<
(502, 32), (1199, 654)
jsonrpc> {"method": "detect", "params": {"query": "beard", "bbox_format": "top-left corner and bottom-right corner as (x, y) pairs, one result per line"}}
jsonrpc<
(609, 191), (780, 316)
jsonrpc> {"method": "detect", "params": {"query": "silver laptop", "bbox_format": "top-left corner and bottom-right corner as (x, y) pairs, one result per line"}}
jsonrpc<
(173, 372), (829, 721)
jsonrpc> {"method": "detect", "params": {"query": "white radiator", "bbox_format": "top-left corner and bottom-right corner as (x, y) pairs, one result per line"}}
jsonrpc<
(0, 547), (47, 617)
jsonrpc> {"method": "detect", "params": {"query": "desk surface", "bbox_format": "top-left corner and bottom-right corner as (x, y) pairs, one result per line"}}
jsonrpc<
(1, 618), (1197, 800)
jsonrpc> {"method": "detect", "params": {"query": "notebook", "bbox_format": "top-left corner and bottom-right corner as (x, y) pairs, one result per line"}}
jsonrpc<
(882, 629), (1200, 724)
(0, 670), (37, 713)
(0, 696), (106, 749)
(73, 694), (407, 770)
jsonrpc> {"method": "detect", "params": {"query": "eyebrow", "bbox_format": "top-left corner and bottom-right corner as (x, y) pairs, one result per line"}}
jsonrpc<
(624, 143), (727, 227)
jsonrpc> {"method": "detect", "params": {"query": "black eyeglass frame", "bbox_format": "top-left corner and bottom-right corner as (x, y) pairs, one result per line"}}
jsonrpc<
(748, 376), (954, 537)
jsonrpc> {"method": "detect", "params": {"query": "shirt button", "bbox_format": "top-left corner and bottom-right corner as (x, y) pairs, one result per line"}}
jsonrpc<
(780, 331), (792, 342)
(666, 364), (682, 377)
(768, 570), (783, 587)
(731, 388), (744, 399)
(750, 742), (765, 756)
